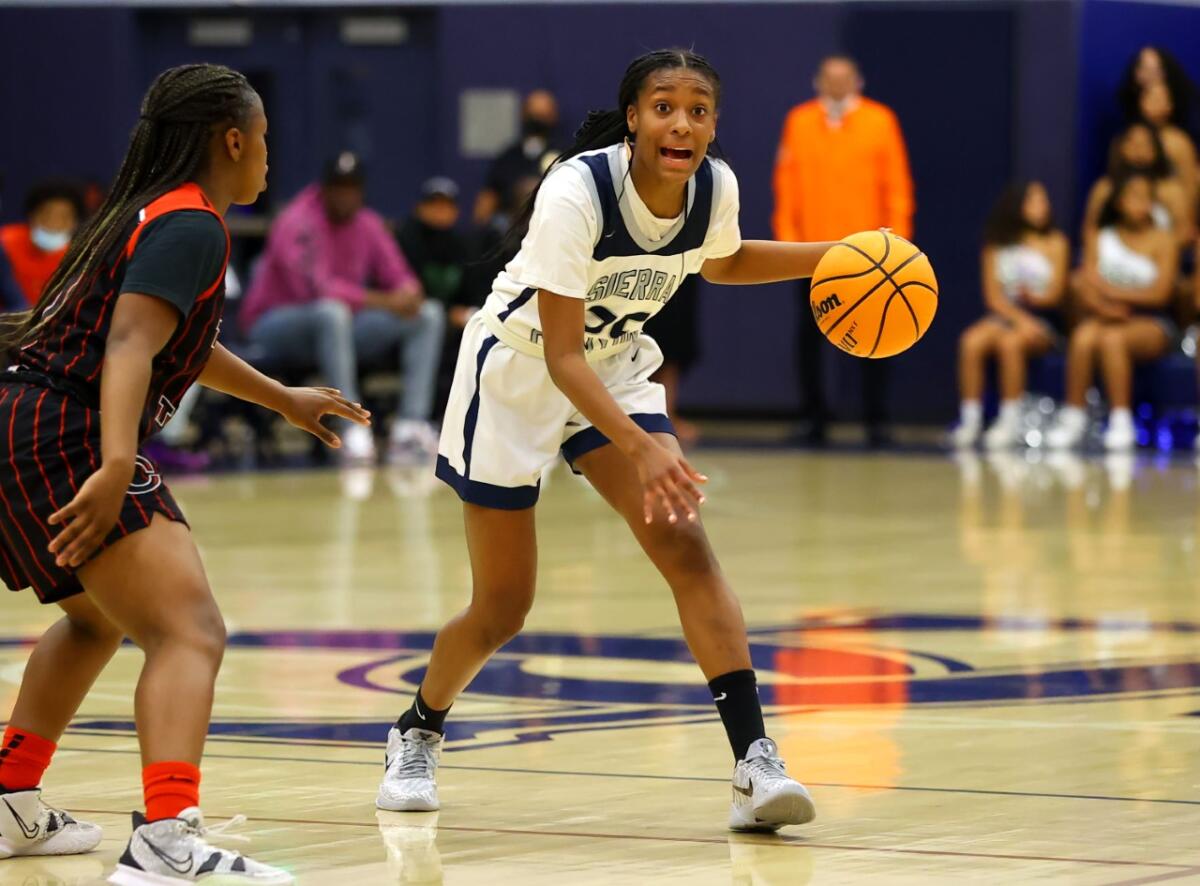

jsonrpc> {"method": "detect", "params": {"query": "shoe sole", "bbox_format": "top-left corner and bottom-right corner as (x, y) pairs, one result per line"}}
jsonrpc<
(756, 787), (816, 826)
(376, 794), (439, 813)
(109, 863), (294, 885)
(729, 787), (817, 832)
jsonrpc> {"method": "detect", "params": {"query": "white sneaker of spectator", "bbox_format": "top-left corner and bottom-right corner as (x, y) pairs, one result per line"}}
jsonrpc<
(388, 419), (439, 466)
(1045, 405), (1087, 449)
(340, 424), (378, 465)
(983, 401), (1022, 450)
(1102, 409), (1136, 452)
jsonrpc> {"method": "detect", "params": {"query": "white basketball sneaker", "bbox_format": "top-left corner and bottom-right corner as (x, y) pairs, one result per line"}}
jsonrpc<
(729, 738), (816, 832)
(0, 789), (102, 858)
(108, 808), (292, 884)
(377, 727), (442, 812)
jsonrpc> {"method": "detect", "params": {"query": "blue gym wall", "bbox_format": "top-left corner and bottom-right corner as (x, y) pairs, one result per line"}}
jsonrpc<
(1, 1), (1194, 422)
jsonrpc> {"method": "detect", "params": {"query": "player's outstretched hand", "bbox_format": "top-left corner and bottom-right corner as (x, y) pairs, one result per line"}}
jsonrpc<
(47, 462), (131, 568)
(279, 386), (372, 448)
(632, 439), (708, 526)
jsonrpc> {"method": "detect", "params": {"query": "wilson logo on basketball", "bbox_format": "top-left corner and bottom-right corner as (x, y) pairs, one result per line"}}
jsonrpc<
(812, 293), (842, 321)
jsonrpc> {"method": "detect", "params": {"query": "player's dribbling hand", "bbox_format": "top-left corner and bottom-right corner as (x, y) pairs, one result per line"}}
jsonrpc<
(47, 462), (132, 568)
(631, 440), (708, 525)
(279, 386), (372, 448)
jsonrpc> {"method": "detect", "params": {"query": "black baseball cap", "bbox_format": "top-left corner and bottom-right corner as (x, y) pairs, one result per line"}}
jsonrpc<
(420, 176), (460, 202)
(323, 151), (365, 186)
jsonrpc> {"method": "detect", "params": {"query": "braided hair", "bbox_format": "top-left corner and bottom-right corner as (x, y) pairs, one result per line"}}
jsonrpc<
(0, 63), (259, 351)
(498, 48), (722, 255)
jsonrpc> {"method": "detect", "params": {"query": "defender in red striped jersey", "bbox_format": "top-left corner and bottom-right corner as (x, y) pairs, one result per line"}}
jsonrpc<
(0, 65), (368, 884)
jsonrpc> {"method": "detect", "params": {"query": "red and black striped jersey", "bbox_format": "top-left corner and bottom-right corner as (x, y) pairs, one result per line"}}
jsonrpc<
(15, 183), (229, 442)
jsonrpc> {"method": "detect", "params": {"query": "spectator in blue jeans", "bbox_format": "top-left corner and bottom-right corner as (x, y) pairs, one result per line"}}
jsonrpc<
(241, 152), (445, 464)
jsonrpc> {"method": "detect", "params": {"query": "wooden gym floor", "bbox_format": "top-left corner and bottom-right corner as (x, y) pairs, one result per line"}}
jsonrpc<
(3, 447), (1200, 884)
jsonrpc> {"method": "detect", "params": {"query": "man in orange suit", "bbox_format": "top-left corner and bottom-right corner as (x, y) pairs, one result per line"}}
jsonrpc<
(773, 55), (914, 446)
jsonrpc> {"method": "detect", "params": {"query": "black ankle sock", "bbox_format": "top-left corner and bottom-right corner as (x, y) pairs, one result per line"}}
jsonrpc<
(396, 687), (451, 735)
(708, 669), (766, 761)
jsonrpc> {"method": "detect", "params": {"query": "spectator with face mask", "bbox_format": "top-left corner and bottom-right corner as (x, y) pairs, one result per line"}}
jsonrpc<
(0, 180), (84, 305)
(773, 54), (915, 447)
(472, 89), (565, 226)
(399, 177), (471, 327)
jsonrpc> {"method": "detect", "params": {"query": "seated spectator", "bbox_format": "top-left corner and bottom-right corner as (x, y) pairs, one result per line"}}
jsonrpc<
(953, 181), (1069, 449)
(240, 152), (445, 464)
(398, 177), (473, 328)
(1138, 81), (1198, 221)
(472, 89), (565, 226)
(398, 177), (478, 416)
(1046, 173), (1178, 452)
(1083, 123), (1191, 247)
(0, 180), (83, 305)
(462, 175), (541, 312)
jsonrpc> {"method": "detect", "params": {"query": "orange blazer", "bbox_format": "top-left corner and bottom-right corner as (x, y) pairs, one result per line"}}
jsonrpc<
(772, 98), (914, 243)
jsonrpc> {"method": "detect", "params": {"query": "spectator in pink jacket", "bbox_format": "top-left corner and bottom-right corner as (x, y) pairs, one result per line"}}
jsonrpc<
(242, 152), (444, 464)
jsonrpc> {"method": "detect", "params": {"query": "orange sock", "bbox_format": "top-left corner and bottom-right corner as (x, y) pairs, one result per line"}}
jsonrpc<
(142, 761), (201, 822)
(0, 726), (56, 792)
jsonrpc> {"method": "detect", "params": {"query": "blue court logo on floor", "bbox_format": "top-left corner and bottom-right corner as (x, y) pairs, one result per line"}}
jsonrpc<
(56, 613), (1200, 750)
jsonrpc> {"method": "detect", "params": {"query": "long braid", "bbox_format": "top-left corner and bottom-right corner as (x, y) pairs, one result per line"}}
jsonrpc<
(496, 48), (722, 255)
(0, 64), (257, 352)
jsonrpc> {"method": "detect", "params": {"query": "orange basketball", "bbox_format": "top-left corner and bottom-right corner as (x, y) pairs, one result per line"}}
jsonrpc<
(809, 231), (937, 359)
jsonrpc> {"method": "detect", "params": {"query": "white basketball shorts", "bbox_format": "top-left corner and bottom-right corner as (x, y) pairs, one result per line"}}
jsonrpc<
(435, 314), (675, 509)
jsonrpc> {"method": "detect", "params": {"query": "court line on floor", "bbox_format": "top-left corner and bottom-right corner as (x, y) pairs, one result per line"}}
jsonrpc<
(56, 744), (1200, 808)
(59, 808), (1200, 872)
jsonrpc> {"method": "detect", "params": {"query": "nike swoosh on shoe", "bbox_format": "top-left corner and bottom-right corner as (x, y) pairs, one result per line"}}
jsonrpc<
(142, 836), (194, 874)
(2, 798), (40, 840)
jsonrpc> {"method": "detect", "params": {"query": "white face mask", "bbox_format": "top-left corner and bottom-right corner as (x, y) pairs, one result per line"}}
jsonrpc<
(31, 226), (70, 252)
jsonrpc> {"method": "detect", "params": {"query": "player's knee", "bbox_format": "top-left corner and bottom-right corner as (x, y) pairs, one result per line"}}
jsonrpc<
(182, 607), (227, 669)
(471, 586), (533, 648)
(66, 606), (123, 649)
(137, 588), (226, 666)
(476, 607), (528, 649)
(647, 521), (719, 583)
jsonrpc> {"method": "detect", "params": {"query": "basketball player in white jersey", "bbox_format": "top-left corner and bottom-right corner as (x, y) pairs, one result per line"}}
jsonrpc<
(379, 49), (842, 831)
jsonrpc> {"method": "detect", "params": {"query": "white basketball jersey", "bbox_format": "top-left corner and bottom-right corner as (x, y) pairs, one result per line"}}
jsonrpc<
(480, 143), (741, 361)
